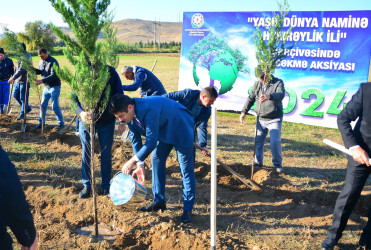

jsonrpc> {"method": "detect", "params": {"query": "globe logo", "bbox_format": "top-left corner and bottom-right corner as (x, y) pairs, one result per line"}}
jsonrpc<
(193, 48), (238, 95)
(192, 13), (204, 28)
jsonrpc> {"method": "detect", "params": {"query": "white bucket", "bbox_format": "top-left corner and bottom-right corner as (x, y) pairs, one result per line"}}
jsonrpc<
(109, 172), (147, 206)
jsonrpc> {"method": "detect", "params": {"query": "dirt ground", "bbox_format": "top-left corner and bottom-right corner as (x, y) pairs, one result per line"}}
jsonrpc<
(1, 108), (370, 249)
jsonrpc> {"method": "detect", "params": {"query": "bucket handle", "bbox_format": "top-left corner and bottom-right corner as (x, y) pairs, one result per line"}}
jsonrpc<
(110, 171), (123, 184)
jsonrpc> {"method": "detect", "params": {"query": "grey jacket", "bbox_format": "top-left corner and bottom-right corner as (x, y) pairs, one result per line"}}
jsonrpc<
(35, 55), (61, 88)
(13, 52), (32, 84)
(241, 76), (285, 120)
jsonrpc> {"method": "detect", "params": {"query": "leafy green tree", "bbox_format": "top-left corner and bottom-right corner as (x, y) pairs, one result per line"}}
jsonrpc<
(3, 29), (41, 115)
(250, 0), (294, 178)
(3, 29), (37, 86)
(54, 40), (66, 47)
(0, 37), (11, 51)
(49, 0), (119, 236)
(254, 0), (293, 82)
(17, 21), (56, 51)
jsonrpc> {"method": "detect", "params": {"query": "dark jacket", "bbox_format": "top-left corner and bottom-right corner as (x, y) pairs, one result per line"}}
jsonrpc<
(73, 65), (123, 125)
(128, 96), (194, 161)
(0, 144), (36, 249)
(13, 52), (32, 84)
(242, 76), (285, 120)
(35, 55), (61, 88)
(122, 66), (166, 97)
(337, 82), (371, 167)
(0, 57), (14, 81)
(164, 89), (210, 147)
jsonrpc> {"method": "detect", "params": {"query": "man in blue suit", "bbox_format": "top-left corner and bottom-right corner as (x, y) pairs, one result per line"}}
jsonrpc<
(0, 144), (37, 249)
(109, 94), (195, 223)
(121, 65), (166, 97)
(163, 87), (218, 156)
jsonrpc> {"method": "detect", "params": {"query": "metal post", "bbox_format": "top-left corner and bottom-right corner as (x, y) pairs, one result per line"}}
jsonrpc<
(210, 105), (217, 249)
(158, 20), (161, 51)
(153, 19), (156, 50)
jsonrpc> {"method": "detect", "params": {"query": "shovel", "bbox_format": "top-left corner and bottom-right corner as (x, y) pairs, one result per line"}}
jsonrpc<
(194, 143), (261, 190)
(21, 79), (30, 132)
(58, 114), (77, 135)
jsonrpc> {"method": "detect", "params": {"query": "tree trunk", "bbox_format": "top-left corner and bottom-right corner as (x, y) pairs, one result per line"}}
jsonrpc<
(90, 121), (99, 236)
(251, 83), (264, 179)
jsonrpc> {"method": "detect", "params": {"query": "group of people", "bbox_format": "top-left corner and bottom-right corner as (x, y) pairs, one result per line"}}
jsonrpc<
(75, 63), (219, 225)
(1, 45), (371, 249)
(0, 46), (64, 127)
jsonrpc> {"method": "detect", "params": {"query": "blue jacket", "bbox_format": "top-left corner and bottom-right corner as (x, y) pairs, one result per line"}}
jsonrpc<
(122, 66), (166, 97)
(0, 144), (36, 248)
(0, 57), (14, 81)
(128, 96), (194, 161)
(164, 89), (211, 147)
(73, 65), (123, 125)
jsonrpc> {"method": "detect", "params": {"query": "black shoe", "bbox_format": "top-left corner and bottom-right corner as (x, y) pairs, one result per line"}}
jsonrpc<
(57, 124), (65, 129)
(79, 187), (91, 199)
(26, 108), (32, 114)
(16, 115), (24, 120)
(180, 210), (192, 223)
(32, 123), (42, 130)
(139, 202), (167, 212)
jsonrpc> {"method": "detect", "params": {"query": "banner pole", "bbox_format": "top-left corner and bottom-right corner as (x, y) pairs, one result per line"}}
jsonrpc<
(210, 105), (217, 250)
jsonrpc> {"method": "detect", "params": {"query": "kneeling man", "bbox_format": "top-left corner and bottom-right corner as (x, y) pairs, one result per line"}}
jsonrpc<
(109, 94), (195, 223)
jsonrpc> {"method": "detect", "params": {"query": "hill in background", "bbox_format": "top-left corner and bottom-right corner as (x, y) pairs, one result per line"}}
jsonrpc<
(59, 18), (182, 44)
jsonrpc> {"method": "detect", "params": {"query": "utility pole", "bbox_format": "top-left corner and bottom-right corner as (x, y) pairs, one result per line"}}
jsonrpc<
(153, 19), (161, 50)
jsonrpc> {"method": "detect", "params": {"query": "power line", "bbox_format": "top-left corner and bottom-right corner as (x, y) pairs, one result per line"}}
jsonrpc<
(153, 19), (161, 50)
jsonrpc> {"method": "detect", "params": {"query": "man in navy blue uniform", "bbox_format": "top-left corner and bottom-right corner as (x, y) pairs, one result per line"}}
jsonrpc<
(121, 65), (166, 97)
(73, 66), (123, 198)
(109, 94), (195, 223)
(0, 144), (37, 249)
(322, 82), (371, 250)
(163, 87), (218, 156)
(0, 48), (14, 114)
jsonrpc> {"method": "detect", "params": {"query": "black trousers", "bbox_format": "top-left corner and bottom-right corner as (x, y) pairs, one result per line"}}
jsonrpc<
(326, 163), (371, 245)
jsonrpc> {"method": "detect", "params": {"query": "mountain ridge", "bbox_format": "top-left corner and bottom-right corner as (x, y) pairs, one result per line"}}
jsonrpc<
(60, 18), (182, 43)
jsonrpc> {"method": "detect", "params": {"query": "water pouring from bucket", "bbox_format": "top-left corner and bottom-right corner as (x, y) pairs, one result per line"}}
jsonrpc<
(110, 172), (147, 206)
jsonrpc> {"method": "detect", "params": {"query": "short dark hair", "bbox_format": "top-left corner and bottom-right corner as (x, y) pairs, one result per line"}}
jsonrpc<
(109, 94), (135, 114)
(20, 43), (26, 51)
(201, 86), (218, 98)
(38, 48), (47, 55)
